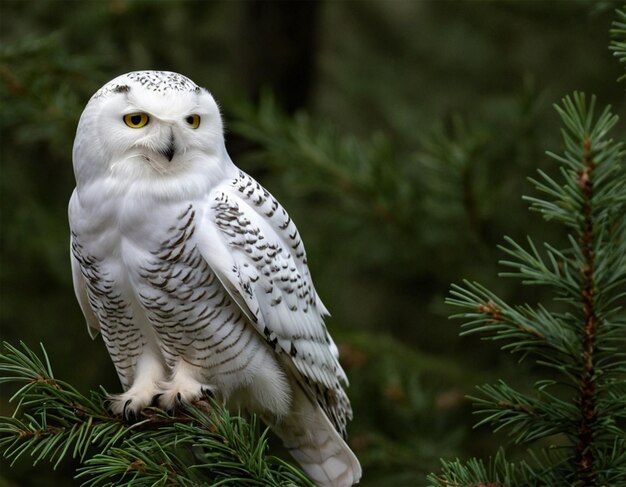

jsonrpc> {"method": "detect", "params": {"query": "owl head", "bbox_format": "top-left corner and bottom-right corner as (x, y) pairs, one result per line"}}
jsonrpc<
(73, 71), (229, 191)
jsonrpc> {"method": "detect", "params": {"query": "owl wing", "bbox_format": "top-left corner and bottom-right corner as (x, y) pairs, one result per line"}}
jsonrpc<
(196, 170), (349, 403)
(70, 234), (101, 340)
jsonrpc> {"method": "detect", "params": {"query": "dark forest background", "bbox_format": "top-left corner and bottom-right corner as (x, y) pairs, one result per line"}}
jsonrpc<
(1, 1), (623, 486)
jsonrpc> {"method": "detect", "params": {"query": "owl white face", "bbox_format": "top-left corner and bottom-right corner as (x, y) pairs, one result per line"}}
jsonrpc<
(73, 71), (225, 185)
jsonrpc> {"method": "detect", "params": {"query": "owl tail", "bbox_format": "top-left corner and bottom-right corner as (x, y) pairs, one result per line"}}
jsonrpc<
(270, 394), (362, 487)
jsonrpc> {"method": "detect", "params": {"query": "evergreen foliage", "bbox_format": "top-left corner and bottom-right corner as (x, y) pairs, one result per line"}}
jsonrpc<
(610, 6), (626, 80)
(0, 342), (314, 486)
(428, 93), (626, 486)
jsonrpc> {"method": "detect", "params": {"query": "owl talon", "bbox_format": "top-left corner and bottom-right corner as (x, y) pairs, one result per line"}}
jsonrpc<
(156, 382), (217, 412)
(122, 399), (135, 422)
(150, 393), (162, 406)
(107, 379), (162, 420)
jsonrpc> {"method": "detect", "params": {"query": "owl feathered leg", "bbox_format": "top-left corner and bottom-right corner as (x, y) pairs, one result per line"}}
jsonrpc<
(157, 358), (215, 410)
(268, 388), (362, 487)
(108, 349), (167, 420)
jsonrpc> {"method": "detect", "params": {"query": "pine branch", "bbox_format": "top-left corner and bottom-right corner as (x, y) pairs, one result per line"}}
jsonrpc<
(609, 6), (626, 80)
(574, 126), (600, 486)
(0, 341), (314, 486)
(427, 449), (533, 487)
(417, 115), (491, 243)
(431, 91), (626, 487)
(449, 281), (578, 369)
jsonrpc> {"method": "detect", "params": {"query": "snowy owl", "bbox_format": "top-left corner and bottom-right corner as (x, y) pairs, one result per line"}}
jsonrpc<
(69, 71), (361, 487)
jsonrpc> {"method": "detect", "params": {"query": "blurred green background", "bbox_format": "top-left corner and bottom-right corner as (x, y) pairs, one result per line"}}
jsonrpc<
(0, 1), (623, 486)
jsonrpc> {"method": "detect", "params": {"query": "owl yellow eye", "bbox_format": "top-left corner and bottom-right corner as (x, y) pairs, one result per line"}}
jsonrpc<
(185, 114), (201, 129)
(123, 112), (149, 128)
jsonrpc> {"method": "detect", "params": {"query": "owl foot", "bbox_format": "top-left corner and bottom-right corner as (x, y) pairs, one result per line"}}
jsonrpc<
(155, 359), (216, 412)
(107, 386), (159, 422)
(157, 381), (215, 413)
(107, 353), (167, 421)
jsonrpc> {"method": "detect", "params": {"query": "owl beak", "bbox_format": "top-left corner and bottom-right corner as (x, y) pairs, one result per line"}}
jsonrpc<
(158, 129), (176, 162)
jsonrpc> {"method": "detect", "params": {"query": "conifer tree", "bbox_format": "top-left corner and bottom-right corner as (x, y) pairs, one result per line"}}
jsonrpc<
(427, 9), (626, 486)
(427, 92), (626, 487)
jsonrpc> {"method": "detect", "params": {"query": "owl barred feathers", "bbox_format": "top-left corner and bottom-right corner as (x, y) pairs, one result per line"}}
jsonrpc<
(69, 71), (361, 486)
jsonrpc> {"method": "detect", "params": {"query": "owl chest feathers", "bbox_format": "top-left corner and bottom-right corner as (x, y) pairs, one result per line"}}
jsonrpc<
(70, 186), (271, 384)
